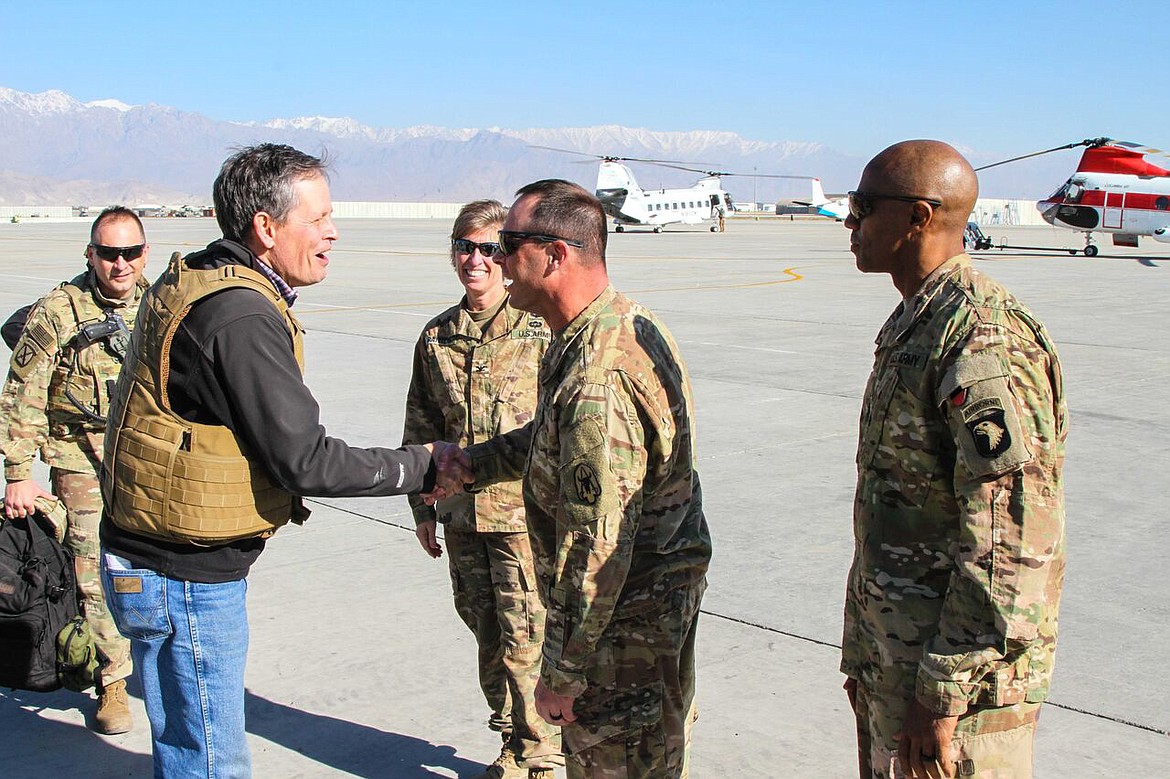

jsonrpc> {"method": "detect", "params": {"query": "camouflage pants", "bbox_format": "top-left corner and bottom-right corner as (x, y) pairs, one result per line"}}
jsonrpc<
(445, 528), (562, 767)
(562, 584), (703, 779)
(52, 468), (132, 688)
(853, 682), (1040, 778)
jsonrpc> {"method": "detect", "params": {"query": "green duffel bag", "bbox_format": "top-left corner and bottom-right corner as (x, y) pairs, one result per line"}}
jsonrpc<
(56, 615), (99, 692)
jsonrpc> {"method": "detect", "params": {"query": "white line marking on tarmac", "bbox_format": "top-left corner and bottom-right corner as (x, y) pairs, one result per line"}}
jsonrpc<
(4, 275), (70, 285)
(297, 303), (432, 318)
(684, 340), (797, 354)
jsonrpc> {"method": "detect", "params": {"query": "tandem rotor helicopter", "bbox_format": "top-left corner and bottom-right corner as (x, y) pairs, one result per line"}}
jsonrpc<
(536, 147), (812, 233)
(979, 137), (1170, 256)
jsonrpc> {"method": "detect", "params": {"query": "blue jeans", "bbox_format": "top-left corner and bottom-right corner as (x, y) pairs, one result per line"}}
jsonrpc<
(101, 552), (251, 778)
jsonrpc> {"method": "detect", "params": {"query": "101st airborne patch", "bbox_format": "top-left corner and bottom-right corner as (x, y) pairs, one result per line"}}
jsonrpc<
(963, 398), (1013, 458)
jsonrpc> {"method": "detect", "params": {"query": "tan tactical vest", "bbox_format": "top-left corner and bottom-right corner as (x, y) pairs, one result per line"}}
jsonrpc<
(101, 252), (307, 544)
(46, 278), (134, 426)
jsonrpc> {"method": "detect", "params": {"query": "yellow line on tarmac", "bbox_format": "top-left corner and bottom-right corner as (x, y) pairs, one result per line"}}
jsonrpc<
(276, 267), (808, 317)
(630, 266), (805, 293)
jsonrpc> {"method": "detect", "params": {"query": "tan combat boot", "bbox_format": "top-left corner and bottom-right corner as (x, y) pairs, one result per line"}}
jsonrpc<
(468, 745), (526, 779)
(94, 678), (133, 735)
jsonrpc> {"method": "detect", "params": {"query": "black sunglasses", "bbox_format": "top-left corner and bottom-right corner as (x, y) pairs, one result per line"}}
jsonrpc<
(89, 243), (146, 261)
(847, 191), (942, 221)
(497, 230), (584, 256)
(452, 238), (502, 257)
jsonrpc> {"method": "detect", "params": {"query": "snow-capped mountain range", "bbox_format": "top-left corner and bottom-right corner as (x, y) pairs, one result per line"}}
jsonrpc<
(0, 87), (1062, 206)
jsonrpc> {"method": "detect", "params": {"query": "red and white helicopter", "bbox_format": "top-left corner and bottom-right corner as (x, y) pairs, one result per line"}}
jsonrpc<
(981, 138), (1170, 256)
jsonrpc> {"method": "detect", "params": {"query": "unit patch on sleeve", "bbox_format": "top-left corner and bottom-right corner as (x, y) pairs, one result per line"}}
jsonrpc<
(962, 399), (1012, 458)
(574, 462), (601, 505)
(945, 366), (1034, 478)
(11, 321), (56, 376)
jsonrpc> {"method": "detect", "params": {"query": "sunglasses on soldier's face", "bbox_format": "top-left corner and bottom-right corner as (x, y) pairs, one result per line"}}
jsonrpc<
(452, 238), (502, 257)
(89, 243), (146, 261)
(847, 192), (942, 221)
(496, 230), (584, 257)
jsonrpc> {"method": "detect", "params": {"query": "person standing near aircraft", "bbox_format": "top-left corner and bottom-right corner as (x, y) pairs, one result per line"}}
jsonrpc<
(98, 144), (456, 777)
(445, 179), (711, 778)
(402, 199), (561, 779)
(841, 140), (1067, 778)
(0, 206), (149, 734)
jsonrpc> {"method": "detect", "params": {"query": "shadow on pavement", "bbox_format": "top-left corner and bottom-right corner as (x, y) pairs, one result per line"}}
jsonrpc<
(245, 689), (485, 777)
(0, 687), (152, 777)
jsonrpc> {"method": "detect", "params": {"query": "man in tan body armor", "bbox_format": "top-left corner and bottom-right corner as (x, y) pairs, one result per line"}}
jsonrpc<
(98, 144), (450, 778)
(1, 206), (149, 733)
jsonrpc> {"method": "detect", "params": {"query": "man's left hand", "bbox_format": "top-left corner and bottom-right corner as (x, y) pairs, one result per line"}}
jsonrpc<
(897, 699), (959, 778)
(535, 678), (577, 726)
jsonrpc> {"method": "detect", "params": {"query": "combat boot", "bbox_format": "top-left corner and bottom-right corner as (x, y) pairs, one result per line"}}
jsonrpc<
(94, 678), (133, 734)
(467, 744), (526, 779)
(528, 769), (556, 778)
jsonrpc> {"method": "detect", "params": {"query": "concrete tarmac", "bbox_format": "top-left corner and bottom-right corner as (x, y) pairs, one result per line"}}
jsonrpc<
(1, 216), (1167, 777)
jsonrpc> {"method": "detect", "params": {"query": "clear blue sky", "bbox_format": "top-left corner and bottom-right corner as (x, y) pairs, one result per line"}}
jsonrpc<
(1, 0), (1162, 158)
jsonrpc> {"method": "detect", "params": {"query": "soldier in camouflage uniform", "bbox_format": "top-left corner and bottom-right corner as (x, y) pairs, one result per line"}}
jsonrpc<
(402, 200), (561, 779)
(1, 206), (149, 734)
(841, 141), (1067, 778)
(453, 180), (712, 779)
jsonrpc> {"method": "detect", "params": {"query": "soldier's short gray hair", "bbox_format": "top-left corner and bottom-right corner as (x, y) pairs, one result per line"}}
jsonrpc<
(213, 144), (331, 244)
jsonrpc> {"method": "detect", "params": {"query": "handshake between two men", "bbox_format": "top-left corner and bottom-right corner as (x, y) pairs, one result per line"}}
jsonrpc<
(414, 441), (476, 558)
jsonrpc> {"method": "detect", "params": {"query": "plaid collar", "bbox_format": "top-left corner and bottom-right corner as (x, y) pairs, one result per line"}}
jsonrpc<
(252, 258), (299, 307)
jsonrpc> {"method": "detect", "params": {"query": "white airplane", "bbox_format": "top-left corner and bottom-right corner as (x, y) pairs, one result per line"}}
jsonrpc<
(793, 178), (849, 221)
(595, 159), (734, 232)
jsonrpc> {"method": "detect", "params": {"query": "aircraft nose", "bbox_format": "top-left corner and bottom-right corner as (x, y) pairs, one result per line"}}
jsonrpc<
(1037, 201), (1059, 226)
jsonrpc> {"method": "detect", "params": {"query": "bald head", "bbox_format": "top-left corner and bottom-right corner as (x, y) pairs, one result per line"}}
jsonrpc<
(848, 140), (980, 296)
(862, 140), (978, 234)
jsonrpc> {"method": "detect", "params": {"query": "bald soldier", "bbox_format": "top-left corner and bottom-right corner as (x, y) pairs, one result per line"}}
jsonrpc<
(840, 141), (1067, 778)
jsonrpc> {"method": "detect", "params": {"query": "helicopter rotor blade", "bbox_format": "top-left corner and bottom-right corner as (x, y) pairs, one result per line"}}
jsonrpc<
(974, 137), (1113, 171)
(711, 172), (817, 181)
(1109, 140), (1170, 163)
(530, 145), (820, 183)
(528, 145), (717, 167)
(528, 144), (594, 157)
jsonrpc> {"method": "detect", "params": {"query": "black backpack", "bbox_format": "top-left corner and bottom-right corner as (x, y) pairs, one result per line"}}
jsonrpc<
(0, 502), (80, 692)
(1, 303), (32, 350)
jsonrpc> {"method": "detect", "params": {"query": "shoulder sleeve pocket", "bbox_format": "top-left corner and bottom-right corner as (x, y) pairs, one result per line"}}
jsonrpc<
(939, 351), (1033, 478)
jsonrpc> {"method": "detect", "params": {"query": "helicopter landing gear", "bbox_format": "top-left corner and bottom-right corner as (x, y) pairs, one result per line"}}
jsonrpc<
(1083, 234), (1098, 257)
(615, 224), (624, 233)
(710, 225), (719, 232)
(653, 225), (663, 233)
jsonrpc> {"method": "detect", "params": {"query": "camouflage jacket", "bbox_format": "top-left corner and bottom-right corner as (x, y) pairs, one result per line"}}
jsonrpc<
(402, 297), (549, 533)
(842, 254), (1067, 716)
(1, 270), (144, 480)
(467, 286), (712, 697)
